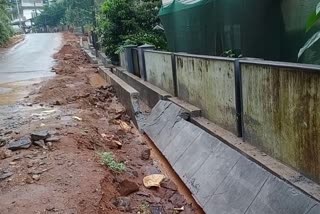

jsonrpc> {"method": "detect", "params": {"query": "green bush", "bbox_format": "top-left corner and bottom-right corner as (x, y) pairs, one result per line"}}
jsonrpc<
(98, 0), (167, 61)
(0, 0), (13, 46)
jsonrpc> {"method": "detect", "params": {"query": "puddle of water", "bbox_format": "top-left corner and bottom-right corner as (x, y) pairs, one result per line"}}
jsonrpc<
(0, 77), (51, 106)
(0, 87), (13, 94)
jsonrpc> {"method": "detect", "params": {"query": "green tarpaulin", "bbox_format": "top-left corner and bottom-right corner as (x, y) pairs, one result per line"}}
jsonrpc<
(159, 0), (320, 64)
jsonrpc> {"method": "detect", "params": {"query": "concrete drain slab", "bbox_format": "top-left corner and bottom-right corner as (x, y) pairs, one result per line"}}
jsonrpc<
(144, 100), (320, 214)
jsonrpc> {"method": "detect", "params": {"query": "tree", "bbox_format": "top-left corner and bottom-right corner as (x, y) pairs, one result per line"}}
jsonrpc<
(98, 0), (167, 61)
(34, 0), (94, 29)
(64, 0), (94, 27)
(0, 0), (13, 45)
(34, 2), (66, 28)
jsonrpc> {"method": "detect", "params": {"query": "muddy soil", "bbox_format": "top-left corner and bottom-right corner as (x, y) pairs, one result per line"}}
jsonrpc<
(0, 35), (25, 49)
(0, 33), (202, 214)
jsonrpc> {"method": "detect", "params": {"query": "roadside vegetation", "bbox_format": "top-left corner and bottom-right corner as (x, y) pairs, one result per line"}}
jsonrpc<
(0, 0), (13, 46)
(34, 0), (167, 62)
(34, 0), (94, 30)
(97, 0), (167, 61)
(299, 2), (320, 58)
(99, 151), (126, 173)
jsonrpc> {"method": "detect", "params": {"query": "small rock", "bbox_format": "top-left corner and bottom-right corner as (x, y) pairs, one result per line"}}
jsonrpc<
(0, 149), (12, 159)
(32, 174), (40, 181)
(109, 140), (122, 149)
(0, 171), (13, 180)
(112, 197), (131, 212)
(46, 206), (58, 212)
(7, 136), (32, 151)
(0, 138), (7, 147)
(12, 156), (21, 161)
(33, 140), (48, 150)
(9, 162), (16, 166)
(141, 148), (151, 160)
(118, 179), (139, 196)
(143, 174), (166, 188)
(169, 193), (185, 207)
(47, 142), (53, 150)
(150, 205), (165, 214)
(136, 192), (150, 197)
(161, 179), (177, 191)
(120, 121), (131, 132)
(53, 100), (61, 106)
(153, 197), (161, 203)
(45, 136), (60, 143)
(131, 170), (139, 177)
(25, 176), (34, 184)
(31, 131), (50, 141)
(4, 131), (13, 135)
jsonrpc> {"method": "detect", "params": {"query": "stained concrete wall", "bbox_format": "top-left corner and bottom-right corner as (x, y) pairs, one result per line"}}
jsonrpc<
(175, 54), (238, 135)
(241, 61), (320, 183)
(144, 100), (320, 214)
(144, 50), (175, 95)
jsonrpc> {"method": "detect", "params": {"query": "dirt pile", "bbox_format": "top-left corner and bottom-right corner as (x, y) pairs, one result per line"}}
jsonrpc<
(0, 32), (202, 214)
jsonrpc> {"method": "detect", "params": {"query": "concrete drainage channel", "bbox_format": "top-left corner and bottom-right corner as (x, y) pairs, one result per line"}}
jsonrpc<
(83, 47), (320, 214)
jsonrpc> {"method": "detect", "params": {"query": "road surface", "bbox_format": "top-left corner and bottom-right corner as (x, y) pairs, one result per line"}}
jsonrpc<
(0, 33), (62, 84)
(0, 33), (62, 104)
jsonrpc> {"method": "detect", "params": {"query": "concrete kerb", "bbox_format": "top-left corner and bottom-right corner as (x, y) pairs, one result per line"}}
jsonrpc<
(112, 67), (172, 108)
(143, 100), (320, 214)
(82, 48), (98, 64)
(98, 66), (142, 128)
(96, 51), (112, 68)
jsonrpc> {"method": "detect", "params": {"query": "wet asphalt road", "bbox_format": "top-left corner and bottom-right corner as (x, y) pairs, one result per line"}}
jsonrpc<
(0, 33), (62, 84)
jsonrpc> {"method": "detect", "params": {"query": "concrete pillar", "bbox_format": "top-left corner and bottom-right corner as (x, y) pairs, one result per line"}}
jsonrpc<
(138, 44), (155, 81)
(122, 45), (137, 74)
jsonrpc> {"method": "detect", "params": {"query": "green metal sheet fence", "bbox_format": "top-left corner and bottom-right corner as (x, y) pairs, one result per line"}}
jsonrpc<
(159, 0), (320, 64)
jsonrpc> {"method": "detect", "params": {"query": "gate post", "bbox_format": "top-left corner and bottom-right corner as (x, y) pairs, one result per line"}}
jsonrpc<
(122, 45), (137, 74)
(138, 44), (155, 81)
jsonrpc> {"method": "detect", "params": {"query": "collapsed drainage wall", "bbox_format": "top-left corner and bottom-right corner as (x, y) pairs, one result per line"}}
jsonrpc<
(144, 100), (320, 214)
(98, 66), (141, 128)
(113, 67), (171, 108)
(121, 45), (320, 185)
(91, 46), (320, 213)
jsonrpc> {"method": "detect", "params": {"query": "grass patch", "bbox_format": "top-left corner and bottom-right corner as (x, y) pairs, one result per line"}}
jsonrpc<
(99, 152), (126, 173)
(138, 201), (151, 214)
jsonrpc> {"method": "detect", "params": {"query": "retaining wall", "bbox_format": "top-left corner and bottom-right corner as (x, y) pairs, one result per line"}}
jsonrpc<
(241, 61), (320, 183)
(175, 54), (238, 135)
(144, 50), (175, 95)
